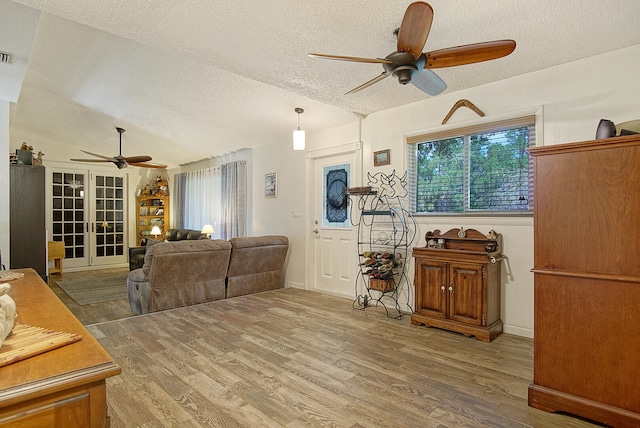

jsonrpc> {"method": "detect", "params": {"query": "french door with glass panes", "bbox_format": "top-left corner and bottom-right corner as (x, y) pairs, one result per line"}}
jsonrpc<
(91, 172), (127, 266)
(50, 168), (128, 269)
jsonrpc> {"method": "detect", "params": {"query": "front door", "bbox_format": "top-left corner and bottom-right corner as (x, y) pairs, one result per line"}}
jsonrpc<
(311, 152), (358, 296)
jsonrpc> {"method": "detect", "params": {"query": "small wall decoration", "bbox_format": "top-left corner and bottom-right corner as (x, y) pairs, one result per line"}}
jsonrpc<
(374, 149), (390, 167)
(140, 174), (169, 197)
(32, 151), (44, 166)
(265, 172), (277, 198)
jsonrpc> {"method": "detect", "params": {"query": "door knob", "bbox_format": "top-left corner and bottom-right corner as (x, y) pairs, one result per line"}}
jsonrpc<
(313, 229), (319, 235)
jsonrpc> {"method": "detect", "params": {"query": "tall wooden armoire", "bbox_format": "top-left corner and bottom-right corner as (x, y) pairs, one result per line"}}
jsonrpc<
(10, 164), (47, 279)
(527, 135), (640, 427)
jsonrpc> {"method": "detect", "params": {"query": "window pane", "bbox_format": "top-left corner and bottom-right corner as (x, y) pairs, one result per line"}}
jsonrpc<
(409, 119), (534, 215)
(469, 127), (531, 211)
(415, 137), (464, 213)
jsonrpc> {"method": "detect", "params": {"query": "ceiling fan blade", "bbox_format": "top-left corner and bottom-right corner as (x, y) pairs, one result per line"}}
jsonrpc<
(79, 150), (116, 161)
(129, 161), (167, 169)
(70, 158), (114, 163)
(345, 72), (390, 95)
(308, 53), (392, 64)
(424, 40), (516, 68)
(411, 69), (447, 96)
(124, 155), (153, 163)
(397, 1), (433, 60)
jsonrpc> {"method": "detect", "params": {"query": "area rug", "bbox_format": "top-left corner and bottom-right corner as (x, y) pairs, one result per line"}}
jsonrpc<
(56, 274), (129, 306)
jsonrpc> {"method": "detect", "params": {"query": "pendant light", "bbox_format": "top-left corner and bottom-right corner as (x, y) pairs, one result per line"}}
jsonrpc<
(293, 107), (305, 150)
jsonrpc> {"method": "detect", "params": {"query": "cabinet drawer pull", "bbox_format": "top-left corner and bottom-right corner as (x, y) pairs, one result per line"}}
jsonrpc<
(440, 285), (445, 292)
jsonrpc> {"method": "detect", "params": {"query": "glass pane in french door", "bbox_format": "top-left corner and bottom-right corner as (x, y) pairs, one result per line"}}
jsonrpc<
(51, 171), (88, 268)
(92, 174), (126, 264)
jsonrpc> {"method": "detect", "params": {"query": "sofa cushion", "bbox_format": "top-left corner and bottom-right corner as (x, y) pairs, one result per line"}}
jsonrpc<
(142, 238), (166, 274)
(142, 239), (228, 277)
(149, 240), (231, 312)
(187, 230), (204, 240)
(177, 229), (191, 240)
(129, 239), (232, 313)
(165, 229), (180, 241)
(165, 228), (204, 241)
(227, 235), (289, 298)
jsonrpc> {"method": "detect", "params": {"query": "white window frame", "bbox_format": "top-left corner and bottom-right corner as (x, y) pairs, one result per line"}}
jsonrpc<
(405, 108), (543, 217)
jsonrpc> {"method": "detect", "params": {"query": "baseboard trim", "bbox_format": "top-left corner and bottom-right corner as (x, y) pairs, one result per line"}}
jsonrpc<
(503, 324), (533, 338)
(59, 264), (129, 274)
(286, 281), (305, 289)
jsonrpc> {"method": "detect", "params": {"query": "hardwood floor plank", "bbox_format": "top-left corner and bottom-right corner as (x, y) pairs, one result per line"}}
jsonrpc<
(77, 285), (603, 427)
(226, 380), (303, 426)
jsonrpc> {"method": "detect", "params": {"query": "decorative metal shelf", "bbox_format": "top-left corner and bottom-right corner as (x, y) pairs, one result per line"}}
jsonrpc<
(349, 170), (417, 319)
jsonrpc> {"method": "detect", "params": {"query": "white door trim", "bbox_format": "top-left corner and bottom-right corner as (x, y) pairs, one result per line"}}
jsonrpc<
(304, 141), (362, 291)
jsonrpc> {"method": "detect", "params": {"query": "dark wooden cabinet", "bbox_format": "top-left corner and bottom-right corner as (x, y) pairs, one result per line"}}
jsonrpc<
(411, 228), (503, 342)
(527, 135), (640, 427)
(9, 165), (46, 278)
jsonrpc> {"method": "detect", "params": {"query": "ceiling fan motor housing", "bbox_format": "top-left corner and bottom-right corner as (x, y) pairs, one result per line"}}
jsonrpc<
(383, 51), (427, 85)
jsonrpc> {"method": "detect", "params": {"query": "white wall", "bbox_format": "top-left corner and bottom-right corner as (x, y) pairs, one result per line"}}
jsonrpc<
(251, 144), (308, 288)
(255, 44), (640, 338)
(6, 44), (639, 337)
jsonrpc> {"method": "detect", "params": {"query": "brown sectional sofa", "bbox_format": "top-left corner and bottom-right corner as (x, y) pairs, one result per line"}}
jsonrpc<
(128, 228), (205, 271)
(127, 235), (289, 314)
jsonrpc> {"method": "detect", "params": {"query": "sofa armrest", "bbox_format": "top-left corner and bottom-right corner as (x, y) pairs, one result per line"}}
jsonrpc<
(129, 246), (146, 258)
(129, 246), (146, 271)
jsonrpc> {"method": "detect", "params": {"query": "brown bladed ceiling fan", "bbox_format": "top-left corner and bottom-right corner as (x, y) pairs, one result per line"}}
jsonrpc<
(71, 127), (167, 169)
(309, 1), (516, 96)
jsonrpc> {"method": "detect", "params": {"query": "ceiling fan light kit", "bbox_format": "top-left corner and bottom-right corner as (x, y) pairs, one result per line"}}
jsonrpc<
(70, 127), (167, 169)
(309, 1), (516, 96)
(293, 107), (305, 150)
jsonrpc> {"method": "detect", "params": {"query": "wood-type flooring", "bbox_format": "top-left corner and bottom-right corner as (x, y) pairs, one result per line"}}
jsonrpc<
(81, 287), (603, 428)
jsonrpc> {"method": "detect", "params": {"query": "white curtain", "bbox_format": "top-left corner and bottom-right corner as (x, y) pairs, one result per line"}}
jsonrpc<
(173, 167), (221, 237)
(173, 160), (245, 239)
(221, 161), (246, 239)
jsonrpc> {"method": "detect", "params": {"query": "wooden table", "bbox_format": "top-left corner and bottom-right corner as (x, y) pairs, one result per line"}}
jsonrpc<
(0, 269), (121, 427)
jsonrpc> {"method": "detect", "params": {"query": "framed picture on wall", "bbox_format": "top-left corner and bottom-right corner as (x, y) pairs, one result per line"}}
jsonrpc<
(265, 172), (277, 198)
(374, 149), (390, 167)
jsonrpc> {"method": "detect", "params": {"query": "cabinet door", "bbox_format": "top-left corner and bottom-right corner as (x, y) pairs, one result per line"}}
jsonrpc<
(415, 259), (447, 319)
(449, 263), (484, 326)
(10, 165), (46, 278)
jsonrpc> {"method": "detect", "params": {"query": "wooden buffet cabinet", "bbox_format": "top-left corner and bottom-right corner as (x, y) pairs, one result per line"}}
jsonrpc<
(0, 269), (121, 427)
(527, 135), (640, 427)
(411, 228), (503, 342)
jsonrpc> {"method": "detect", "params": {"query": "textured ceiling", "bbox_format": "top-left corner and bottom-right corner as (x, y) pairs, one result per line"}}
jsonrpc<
(3, 0), (640, 167)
